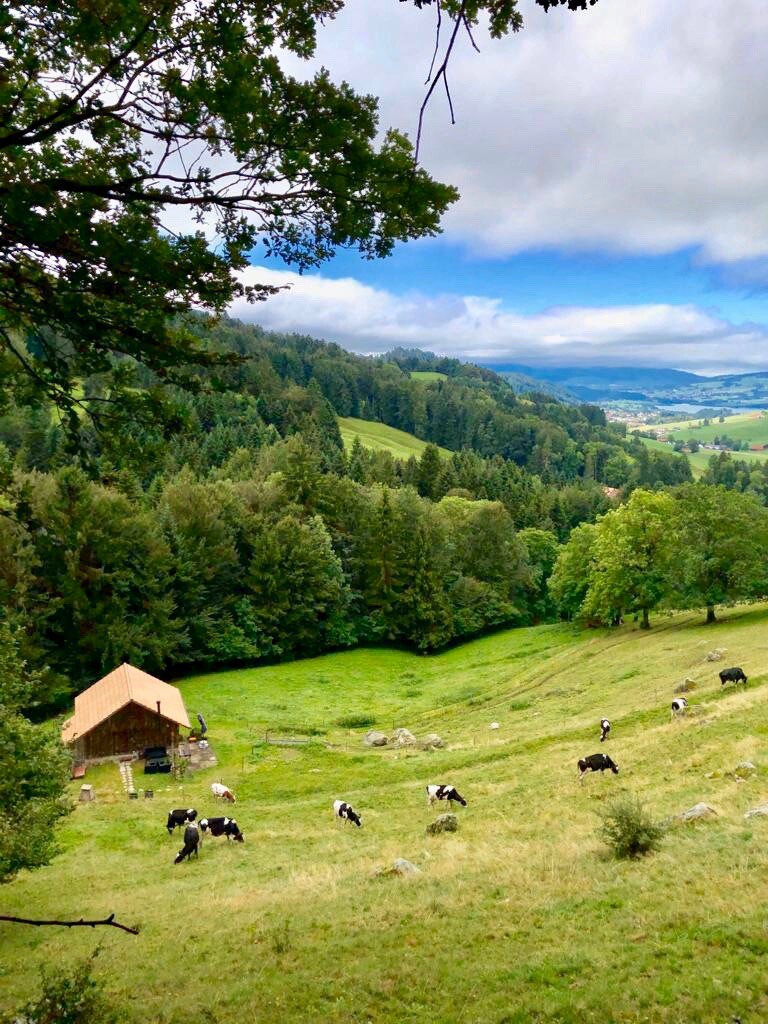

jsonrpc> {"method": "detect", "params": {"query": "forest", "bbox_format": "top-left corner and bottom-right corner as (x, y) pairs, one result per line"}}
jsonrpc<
(2, 318), (763, 714)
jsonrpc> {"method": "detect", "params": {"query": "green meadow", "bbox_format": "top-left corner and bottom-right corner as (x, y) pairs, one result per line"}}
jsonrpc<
(4, 607), (768, 1022)
(337, 416), (452, 460)
(409, 370), (448, 382)
(659, 410), (768, 445)
(636, 434), (768, 477)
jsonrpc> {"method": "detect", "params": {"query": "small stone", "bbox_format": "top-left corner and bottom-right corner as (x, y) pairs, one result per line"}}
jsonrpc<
(744, 804), (768, 819)
(674, 678), (696, 694)
(489, 722), (500, 730)
(426, 813), (459, 836)
(363, 730), (388, 747)
(374, 858), (422, 878)
(705, 649), (726, 662)
(420, 733), (444, 750)
(392, 727), (416, 748)
(677, 802), (718, 822)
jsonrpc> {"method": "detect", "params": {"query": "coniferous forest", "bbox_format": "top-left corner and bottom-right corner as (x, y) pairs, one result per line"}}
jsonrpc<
(0, 317), (701, 711)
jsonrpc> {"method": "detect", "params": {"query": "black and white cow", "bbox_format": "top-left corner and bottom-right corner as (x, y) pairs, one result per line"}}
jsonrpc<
(577, 753), (619, 782)
(600, 718), (611, 743)
(719, 666), (747, 687)
(174, 822), (200, 864)
(426, 784), (467, 810)
(166, 808), (197, 834)
(199, 816), (244, 842)
(671, 697), (688, 718)
(333, 800), (362, 828)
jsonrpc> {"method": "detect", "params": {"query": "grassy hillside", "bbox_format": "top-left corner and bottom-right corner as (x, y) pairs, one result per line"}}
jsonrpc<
(637, 433), (768, 476)
(659, 410), (768, 445)
(410, 370), (448, 382)
(5, 607), (768, 1022)
(338, 416), (452, 459)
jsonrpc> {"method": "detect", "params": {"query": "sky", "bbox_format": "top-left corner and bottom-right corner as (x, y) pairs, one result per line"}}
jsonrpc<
(227, 0), (768, 375)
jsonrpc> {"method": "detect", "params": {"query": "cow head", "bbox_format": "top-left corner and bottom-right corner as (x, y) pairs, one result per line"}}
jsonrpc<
(450, 788), (467, 807)
(610, 761), (619, 774)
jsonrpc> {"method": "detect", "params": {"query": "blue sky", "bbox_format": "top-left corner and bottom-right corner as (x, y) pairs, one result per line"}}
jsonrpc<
(229, 0), (768, 375)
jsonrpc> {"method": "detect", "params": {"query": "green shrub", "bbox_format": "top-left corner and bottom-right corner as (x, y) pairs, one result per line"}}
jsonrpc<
(1, 951), (119, 1024)
(598, 796), (666, 860)
(336, 713), (376, 729)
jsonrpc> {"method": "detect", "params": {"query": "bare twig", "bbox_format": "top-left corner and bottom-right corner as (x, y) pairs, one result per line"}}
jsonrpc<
(425, 0), (442, 83)
(415, 0), (468, 162)
(0, 913), (139, 935)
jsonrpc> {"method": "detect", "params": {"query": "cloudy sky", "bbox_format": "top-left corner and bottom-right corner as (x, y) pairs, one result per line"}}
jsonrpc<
(230, 0), (768, 374)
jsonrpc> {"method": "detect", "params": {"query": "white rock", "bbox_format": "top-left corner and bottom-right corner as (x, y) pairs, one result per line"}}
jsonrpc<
(392, 727), (416, 748)
(489, 722), (500, 730)
(677, 802), (718, 822)
(363, 730), (388, 747)
(744, 804), (768, 819)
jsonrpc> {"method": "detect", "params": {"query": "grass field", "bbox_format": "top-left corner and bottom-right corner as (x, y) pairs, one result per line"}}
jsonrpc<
(5, 607), (768, 1022)
(636, 434), (768, 477)
(658, 410), (768, 444)
(410, 370), (448, 382)
(338, 416), (452, 460)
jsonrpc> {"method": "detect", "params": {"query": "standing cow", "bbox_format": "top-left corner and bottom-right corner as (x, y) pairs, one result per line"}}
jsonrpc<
(199, 816), (244, 842)
(600, 718), (611, 743)
(174, 822), (200, 864)
(719, 667), (747, 687)
(211, 782), (236, 803)
(333, 800), (362, 827)
(671, 697), (688, 719)
(426, 785), (467, 810)
(166, 808), (197, 834)
(577, 753), (619, 783)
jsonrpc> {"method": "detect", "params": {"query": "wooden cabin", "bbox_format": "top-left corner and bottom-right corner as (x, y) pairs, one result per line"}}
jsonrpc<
(61, 663), (190, 764)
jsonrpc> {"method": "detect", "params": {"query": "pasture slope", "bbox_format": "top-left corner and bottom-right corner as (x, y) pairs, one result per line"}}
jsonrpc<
(337, 415), (452, 459)
(4, 607), (768, 1023)
(635, 434), (768, 477)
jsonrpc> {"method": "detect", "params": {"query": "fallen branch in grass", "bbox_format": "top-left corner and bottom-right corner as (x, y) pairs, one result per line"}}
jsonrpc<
(0, 912), (139, 935)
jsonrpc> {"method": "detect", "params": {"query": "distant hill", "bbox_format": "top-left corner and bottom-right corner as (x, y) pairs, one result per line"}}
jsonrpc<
(480, 362), (768, 409)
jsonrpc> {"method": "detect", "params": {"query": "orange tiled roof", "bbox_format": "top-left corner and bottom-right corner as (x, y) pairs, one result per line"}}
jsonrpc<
(61, 663), (189, 744)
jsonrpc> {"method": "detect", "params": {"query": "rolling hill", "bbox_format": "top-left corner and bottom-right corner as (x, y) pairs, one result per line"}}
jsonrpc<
(5, 607), (768, 1022)
(337, 416), (452, 460)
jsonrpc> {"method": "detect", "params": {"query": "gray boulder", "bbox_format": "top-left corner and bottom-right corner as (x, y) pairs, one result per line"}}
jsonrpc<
(744, 804), (768, 819)
(705, 648), (726, 662)
(426, 813), (459, 836)
(392, 727), (416, 748)
(677, 802), (717, 822)
(734, 761), (757, 779)
(375, 858), (422, 878)
(674, 677), (696, 694)
(420, 733), (444, 750)
(363, 730), (388, 747)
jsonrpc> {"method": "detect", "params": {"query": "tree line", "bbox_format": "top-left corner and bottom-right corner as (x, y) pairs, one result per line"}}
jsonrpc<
(549, 484), (768, 629)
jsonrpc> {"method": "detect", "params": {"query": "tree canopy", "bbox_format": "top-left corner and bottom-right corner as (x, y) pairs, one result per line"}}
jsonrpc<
(2, 0), (597, 429)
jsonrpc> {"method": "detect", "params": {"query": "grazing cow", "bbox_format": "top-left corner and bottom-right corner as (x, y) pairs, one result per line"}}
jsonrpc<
(166, 808), (197, 834)
(600, 718), (611, 743)
(426, 784), (467, 810)
(671, 697), (688, 719)
(719, 666), (747, 687)
(211, 782), (236, 803)
(577, 753), (619, 783)
(174, 822), (200, 864)
(333, 800), (362, 828)
(199, 816), (244, 842)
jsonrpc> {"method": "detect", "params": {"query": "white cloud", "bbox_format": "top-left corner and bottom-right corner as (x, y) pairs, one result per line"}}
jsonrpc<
(230, 266), (768, 373)
(300, 0), (768, 263)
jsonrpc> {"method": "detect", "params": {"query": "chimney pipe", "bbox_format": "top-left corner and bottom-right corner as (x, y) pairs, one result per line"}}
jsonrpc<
(156, 700), (161, 715)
